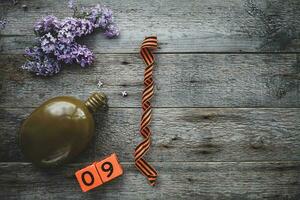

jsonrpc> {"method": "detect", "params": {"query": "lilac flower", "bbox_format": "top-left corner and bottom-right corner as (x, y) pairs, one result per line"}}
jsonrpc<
(73, 44), (94, 67)
(84, 4), (101, 24)
(57, 18), (77, 43)
(86, 5), (113, 29)
(121, 91), (128, 97)
(40, 33), (57, 53)
(24, 46), (43, 60)
(54, 42), (77, 64)
(22, 4), (119, 76)
(22, 57), (61, 76)
(75, 18), (94, 36)
(85, 5), (120, 38)
(104, 24), (120, 38)
(34, 15), (61, 36)
(54, 42), (93, 66)
(23, 46), (61, 76)
(0, 19), (7, 30)
(99, 7), (113, 27)
(58, 18), (94, 43)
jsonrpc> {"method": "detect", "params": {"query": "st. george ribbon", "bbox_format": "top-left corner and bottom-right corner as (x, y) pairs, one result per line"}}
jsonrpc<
(134, 36), (158, 186)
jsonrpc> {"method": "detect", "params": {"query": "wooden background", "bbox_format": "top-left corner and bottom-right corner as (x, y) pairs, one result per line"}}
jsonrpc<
(0, 0), (300, 199)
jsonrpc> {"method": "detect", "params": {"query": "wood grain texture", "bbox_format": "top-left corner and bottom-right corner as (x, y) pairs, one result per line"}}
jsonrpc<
(0, 0), (299, 199)
(1, 53), (300, 108)
(1, 0), (300, 53)
(1, 107), (299, 162)
(0, 162), (299, 199)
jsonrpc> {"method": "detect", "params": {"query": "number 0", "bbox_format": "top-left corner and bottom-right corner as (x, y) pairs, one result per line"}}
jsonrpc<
(101, 162), (113, 177)
(81, 171), (94, 186)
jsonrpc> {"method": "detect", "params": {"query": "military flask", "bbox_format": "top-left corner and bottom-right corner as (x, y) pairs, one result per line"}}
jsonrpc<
(19, 92), (107, 167)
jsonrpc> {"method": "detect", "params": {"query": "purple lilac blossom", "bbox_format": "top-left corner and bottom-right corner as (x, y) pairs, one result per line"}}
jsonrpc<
(104, 23), (120, 38)
(74, 18), (94, 36)
(57, 17), (78, 43)
(58, 18), (94, 43)
(23, 4), (119, 76)
(22, 46), (61, 76)
(54, 42), (93, 67)
(34, 15), (61, 35)
(85, 5), (113, 29)
(22, 57), (61, 76)
(99, 6), (113, 27)
(54, 42), (77, 64)
(73, 44), (94, 67)
(85, 5), (120, 38)
(40, 33), (57, 53)
(24, 46), (43, 60)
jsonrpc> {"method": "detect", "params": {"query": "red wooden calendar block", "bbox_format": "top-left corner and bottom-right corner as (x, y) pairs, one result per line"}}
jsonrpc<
(75, 164), (103, 192)
(95, 153), (123, 183)
(75, 153), (123, 192)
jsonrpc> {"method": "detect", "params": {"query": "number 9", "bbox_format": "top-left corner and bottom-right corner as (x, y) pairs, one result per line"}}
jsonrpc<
(101, 161), (114, 177)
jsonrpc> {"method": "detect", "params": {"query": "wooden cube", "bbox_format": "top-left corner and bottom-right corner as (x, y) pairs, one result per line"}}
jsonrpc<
(95, 153), (123, 183)
(75, 164), (103, 192)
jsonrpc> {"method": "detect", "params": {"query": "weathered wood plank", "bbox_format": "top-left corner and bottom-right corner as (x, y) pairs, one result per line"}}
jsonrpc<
(1, 0), (300, 53)
(1, 54), (299, 108)
(1, 107), (299, 162)
(0, 162), (299, 199)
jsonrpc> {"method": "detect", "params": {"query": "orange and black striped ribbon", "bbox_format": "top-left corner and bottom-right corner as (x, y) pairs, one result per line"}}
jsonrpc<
(134, 36), (158, 186)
